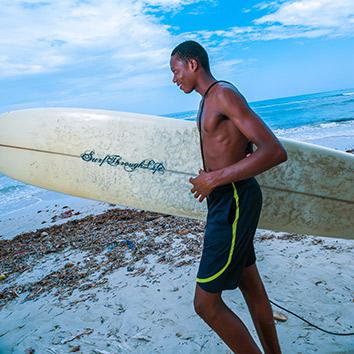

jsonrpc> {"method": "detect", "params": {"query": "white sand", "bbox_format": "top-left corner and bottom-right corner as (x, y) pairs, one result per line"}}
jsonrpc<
(0, 200), (354, 354)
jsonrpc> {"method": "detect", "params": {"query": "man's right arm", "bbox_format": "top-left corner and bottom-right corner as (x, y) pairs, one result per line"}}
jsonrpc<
(209, 87), (287, 187)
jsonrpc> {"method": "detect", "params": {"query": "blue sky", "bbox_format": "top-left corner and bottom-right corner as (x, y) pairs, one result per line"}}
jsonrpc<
(0, 0), (353, 115)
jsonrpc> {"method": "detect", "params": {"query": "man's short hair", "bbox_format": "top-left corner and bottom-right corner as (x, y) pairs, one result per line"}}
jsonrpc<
(171, 40), (210, 72)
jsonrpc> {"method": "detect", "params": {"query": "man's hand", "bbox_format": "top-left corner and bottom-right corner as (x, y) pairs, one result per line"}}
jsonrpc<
(189, 169), (216, 203)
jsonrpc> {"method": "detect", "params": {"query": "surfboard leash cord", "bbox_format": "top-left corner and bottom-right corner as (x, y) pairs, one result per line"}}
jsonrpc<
(269, 299), (354, 336)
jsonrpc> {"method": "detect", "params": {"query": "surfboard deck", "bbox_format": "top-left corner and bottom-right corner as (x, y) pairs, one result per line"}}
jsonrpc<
(0, 108), (353, 239)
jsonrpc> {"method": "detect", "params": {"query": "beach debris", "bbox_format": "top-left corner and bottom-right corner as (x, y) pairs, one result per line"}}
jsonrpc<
(61, 328), (94, 344)
(25, 348), (35, 354)
(69, 345), (80, 352)
(132, 330), (152, 342)
(127, 265), (135, 272)
(0, 273), (7, 281)
(173, 256), (194, 267)
(175, 331), (193, 340)
(131, 267), (145, 276)
(0, 204), (352, 353)
(115, 303), (126, 315)
(273, 311), (288, 322)
(124, 239), (136, 251)
(0, 208), (279, 309)
(105, 242), (120, 252)
(155, 318), (176, 327)
(176, 228), (190, 235)
(50, 209), (80, 223)
(0, 329), (10, 338)
(61, 210), (73, 218)
(116, 341), (133, 352)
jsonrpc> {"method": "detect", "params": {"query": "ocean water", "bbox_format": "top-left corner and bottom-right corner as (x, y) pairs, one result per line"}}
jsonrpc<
(1, 88), (354, 220)
(165, 88), (354, 150)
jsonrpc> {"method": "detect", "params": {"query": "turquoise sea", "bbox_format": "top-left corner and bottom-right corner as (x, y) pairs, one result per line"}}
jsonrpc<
(1, 88), (354, 218)
(165, 88), (354, 151)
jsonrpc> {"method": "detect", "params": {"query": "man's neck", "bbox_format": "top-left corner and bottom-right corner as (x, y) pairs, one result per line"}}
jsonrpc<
(195, 72), (217, 97)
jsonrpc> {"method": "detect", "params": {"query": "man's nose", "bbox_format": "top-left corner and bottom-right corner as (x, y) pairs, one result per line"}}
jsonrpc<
(172, 75), (177, 83)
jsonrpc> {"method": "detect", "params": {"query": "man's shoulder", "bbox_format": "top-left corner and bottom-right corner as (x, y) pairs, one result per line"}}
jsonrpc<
(213, 82), (244, 106)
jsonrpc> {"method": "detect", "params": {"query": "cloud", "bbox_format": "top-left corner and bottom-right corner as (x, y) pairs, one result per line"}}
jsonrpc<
(1, 0), (353, 114)
(143, 0), (206, 9)
(213, 58), (244, 77)
(2, 0), (352, 80)
(182, 0), (354, 50)
(255, 0), (354, 37)
(0, 0), (209, 78)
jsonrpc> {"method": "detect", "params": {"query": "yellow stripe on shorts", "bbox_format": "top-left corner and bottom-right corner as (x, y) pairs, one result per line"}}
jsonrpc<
(196, 183), (239, 283)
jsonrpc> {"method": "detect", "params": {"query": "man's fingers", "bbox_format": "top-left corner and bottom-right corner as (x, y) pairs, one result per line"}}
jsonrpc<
(190, 187), (196, 193)
(199, 195), (205, 203)
(194, 192), (200, 199)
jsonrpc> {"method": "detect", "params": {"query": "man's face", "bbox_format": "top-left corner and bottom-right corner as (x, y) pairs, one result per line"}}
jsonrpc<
(170, 55), (195, 94)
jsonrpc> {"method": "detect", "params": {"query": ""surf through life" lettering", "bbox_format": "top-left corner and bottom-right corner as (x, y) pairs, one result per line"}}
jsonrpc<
(80, 150), (165, 174)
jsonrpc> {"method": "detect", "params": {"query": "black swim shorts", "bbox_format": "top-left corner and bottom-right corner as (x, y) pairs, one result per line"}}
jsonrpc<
(196, 177), (262, 293)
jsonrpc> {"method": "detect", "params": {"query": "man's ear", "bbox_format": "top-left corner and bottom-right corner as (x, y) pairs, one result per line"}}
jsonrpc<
(189, 58), (199, 72)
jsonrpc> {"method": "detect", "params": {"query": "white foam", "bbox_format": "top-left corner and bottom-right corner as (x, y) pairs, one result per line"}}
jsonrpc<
(254, 98), (311, 109)
(275, 120), (354, 151)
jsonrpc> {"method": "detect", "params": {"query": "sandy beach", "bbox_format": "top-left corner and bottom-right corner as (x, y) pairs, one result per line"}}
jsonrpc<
(1, 202), (353, 354)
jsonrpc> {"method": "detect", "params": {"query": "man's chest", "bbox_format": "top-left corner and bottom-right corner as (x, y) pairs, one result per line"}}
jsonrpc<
(198, 106), (226, 135)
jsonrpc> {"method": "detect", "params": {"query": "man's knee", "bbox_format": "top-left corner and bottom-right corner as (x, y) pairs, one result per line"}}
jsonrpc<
(193, 296), (203, 316)
(194, 288), (222, 322)
(194, 298), (219, 322)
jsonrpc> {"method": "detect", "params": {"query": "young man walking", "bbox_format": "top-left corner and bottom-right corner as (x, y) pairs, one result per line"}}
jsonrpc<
(170, 40), (287, 353)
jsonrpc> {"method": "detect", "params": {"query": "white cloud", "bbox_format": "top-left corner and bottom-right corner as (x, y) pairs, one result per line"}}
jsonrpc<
(213, 58), (243, 77)
(255, 0), (354, 37)
(143, 0), (204, 9)
(2, 0), (352, 80)
(0, 0), (209, 78)
(183, 0), (354, 49)
(253, 1), (284, 11)
(1, 0), (353, 114)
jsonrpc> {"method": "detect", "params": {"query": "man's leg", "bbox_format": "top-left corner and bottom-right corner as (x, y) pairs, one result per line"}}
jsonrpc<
(239, 264), (281, 354)
(194, 284), (262, 353)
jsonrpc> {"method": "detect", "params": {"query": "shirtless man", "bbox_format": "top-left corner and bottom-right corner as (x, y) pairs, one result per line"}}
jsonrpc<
(170, 40), (287, 353)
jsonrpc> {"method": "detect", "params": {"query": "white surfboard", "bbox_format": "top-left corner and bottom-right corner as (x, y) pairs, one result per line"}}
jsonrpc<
(0, 108), (353, 239)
